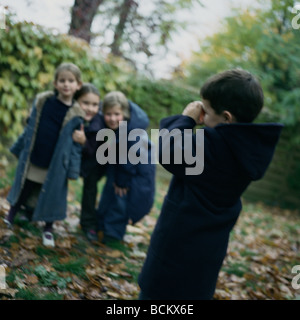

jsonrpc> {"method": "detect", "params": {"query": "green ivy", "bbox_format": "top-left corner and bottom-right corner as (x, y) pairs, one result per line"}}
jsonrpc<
(0, 16), (199, 152)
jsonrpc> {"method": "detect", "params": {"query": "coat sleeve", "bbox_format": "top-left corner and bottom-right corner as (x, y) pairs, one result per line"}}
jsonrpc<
(10, 106), (35, 158)
(159, 115), (206, 181)
(82, 131), (98, 157)
(10, 130), (27, 158)
(67, 141), (83, 180)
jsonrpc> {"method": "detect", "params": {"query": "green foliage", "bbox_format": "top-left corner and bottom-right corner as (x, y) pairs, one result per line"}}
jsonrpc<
(52, 257), (88, 278)
(287, 162), (300, 191)
(34, 265), (72, 289)
(123, 78), (199, 128)
(0, 15), (130, 142)
(180, 0), (300, 204)
(0, 16), (198, 152)
(15, 288), (63, 300)
(184, 0), (300, 125)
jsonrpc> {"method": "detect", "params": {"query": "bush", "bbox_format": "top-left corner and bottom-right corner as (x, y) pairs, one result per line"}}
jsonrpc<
(0, 16), (199, 153)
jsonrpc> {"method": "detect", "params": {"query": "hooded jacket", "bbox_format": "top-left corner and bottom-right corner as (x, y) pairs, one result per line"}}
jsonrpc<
(97, 101), (156, 226)
(138, 115), (283, 300)
(7, 91), (85, 222)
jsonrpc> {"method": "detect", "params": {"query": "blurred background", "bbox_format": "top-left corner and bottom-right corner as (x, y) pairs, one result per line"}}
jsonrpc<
(0, 0), (300, 208)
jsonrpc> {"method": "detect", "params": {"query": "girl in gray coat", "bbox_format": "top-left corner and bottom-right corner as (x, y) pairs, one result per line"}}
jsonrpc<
(5, 63), (84, 247)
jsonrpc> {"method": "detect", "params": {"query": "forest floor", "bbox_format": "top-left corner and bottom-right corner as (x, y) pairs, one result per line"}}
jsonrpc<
(0, 163), (300, 300)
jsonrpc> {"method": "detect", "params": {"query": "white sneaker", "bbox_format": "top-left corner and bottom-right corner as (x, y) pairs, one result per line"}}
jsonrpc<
(42, 231), (55, 247)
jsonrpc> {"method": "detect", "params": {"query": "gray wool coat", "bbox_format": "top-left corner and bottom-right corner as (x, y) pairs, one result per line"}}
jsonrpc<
(7, 91), (85, 222)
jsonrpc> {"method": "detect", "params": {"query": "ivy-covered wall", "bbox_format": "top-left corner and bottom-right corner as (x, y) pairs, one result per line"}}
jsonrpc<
(0, 17), (198, 155)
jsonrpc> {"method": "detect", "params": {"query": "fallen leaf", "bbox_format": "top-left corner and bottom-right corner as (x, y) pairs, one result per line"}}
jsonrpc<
(56, 238), (72, 249)
(21, 237), (39, 250)
(126, 225), (146, 235)
(0, 288), (18, 298)
(105, 250), (123, 258)
(11, 250), (37, 267)
(25, 274), (39, 285)
(130, 249), (146, 259)
(106, 290), (122, 299)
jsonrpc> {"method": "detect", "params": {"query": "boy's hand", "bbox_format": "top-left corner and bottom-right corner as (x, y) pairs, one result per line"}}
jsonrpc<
(182, 101), (204, 125)
(72, 124), (86, 145)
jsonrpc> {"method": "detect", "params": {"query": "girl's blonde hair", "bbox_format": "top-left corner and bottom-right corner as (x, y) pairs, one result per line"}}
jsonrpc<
(54, 62), (82, 83)
(102, 91), (130, 119)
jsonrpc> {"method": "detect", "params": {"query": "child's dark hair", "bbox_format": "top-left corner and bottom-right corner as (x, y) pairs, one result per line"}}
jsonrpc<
(74, 83), (100, 100)
(200, 69), (264, 123)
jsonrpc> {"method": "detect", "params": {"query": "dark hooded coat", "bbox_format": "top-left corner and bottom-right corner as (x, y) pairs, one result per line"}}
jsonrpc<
(138, 115), (283, 299)
(97, 101), (156, 238)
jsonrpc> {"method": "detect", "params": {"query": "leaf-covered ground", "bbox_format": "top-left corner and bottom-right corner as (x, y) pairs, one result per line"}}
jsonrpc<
(0, 167), (299, 300)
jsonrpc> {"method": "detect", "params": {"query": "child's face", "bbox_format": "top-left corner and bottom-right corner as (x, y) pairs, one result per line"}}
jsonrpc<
(202, 99), (230, 128)
(54, 70), (81, 101)
(103, 105), (124, 130)
(77, 92), (100, 122)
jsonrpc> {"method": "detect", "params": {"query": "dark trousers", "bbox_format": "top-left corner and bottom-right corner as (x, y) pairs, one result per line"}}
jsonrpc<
(80, 169), (104, 232)
(7, 179), (41, 223)
(7, 179), (53, 232)
(97, 172), (129, 240)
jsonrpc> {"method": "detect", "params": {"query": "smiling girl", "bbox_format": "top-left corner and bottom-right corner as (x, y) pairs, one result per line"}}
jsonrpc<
(5, 62), (84, 247)
(72, 83), (106, 241)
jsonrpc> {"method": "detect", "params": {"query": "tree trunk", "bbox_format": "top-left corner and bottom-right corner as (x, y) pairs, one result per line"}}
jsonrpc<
(69, 0), (104, 43)
(110, 0), (138, 57)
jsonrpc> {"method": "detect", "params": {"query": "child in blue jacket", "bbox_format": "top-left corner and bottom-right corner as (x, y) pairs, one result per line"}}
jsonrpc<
(5, 63), (84, 248)
(138, 69), (283, 299)
(96, 91), (156, 243)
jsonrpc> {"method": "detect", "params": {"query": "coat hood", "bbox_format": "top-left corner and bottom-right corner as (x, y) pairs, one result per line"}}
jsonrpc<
(215, 123), (283, 181)
(127, 101), (149, 131)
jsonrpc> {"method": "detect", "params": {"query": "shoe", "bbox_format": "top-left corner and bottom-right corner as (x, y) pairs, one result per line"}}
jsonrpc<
(42, 231), (55, 247)
(85, 229), (98, 242)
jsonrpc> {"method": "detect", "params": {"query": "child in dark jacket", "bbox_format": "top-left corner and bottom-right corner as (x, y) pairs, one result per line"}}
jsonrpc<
(72, 83), (106, 241)
(96, 91), (156, 243)
(5, 62), (84, 248)
(138, 69), (283, 300)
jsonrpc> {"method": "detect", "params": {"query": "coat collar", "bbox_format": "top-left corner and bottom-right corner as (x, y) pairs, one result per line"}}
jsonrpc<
(35, 91), (85, 127)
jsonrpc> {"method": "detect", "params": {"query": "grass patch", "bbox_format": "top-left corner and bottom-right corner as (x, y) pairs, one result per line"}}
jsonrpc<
(34, 265), (72, 289)
(125, 262), (140, 282)
(240, 249), (258, 258)
(223, 262), (250, 278)
(52, 257), (88, 278)
(15, 288), (63, 300)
